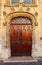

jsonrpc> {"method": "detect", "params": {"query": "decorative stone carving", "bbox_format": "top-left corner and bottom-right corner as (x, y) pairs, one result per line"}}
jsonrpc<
(3, 22), (7, 26)
(34, 12), (38, 17)
(16, 3), (30, 11)
(3, 11), (7, 16)
(26, 7), (30, 11)
(35, 21), (38, 26)
(11, 7), (15, 11)
(18, 7), (23, 11)
(4, 2), (31, 12)
(40, 37), (42, 40)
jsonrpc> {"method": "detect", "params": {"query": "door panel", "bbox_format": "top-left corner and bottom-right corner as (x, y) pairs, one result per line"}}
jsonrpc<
(22, 25), (32, 56)
(10, 24), (32, 56)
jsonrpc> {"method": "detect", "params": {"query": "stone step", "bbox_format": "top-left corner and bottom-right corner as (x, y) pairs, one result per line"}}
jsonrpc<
(3, 57), (38, 63)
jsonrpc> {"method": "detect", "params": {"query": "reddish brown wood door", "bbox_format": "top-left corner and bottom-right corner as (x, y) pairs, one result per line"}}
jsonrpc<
(10, 24), (32, 56)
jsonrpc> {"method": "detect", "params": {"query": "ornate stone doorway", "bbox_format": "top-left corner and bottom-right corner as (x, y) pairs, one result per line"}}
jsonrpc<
(10, 17), (32, 56)
(6, 12), (36, 58)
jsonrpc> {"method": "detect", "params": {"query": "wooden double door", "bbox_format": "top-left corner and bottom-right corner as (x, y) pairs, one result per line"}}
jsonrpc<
(10, 24), (32, 56)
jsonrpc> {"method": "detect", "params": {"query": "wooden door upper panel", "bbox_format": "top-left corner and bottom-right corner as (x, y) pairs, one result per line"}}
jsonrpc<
(10, 25), (32, 42)
(10, 25), (21, 41)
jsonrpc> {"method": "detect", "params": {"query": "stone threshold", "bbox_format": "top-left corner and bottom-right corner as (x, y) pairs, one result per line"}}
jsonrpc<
(3, 57), (38, 63)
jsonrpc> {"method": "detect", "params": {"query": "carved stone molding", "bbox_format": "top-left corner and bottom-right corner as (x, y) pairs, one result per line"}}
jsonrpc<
(4, 1), (37, 12)
(34, 12), (38, 17)
(4, 2), (31, 12)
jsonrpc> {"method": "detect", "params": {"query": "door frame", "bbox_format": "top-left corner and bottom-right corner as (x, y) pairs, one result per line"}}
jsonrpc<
(5, 11), (36, 58)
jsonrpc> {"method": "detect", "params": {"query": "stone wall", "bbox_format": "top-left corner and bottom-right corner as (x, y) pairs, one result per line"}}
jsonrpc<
(0, 0), (42, 59)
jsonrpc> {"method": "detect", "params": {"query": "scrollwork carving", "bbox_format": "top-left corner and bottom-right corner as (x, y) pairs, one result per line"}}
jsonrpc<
(11, 7), (15, 11)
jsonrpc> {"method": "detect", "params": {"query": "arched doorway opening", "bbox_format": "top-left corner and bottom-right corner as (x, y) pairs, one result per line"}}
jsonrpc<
(6, 12), (36, 58)
(10, 16), (32, 57)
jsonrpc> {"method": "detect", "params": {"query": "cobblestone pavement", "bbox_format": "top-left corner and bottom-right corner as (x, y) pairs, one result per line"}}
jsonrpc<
(0, 59), (42, 65)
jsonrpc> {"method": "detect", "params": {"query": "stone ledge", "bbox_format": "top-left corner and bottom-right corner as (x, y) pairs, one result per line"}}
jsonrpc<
(4, 4), (37, 7)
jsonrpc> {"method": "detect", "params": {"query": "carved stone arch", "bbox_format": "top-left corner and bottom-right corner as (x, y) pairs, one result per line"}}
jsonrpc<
(5, 11), (36, 57)
(6, 11), (36, 26)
